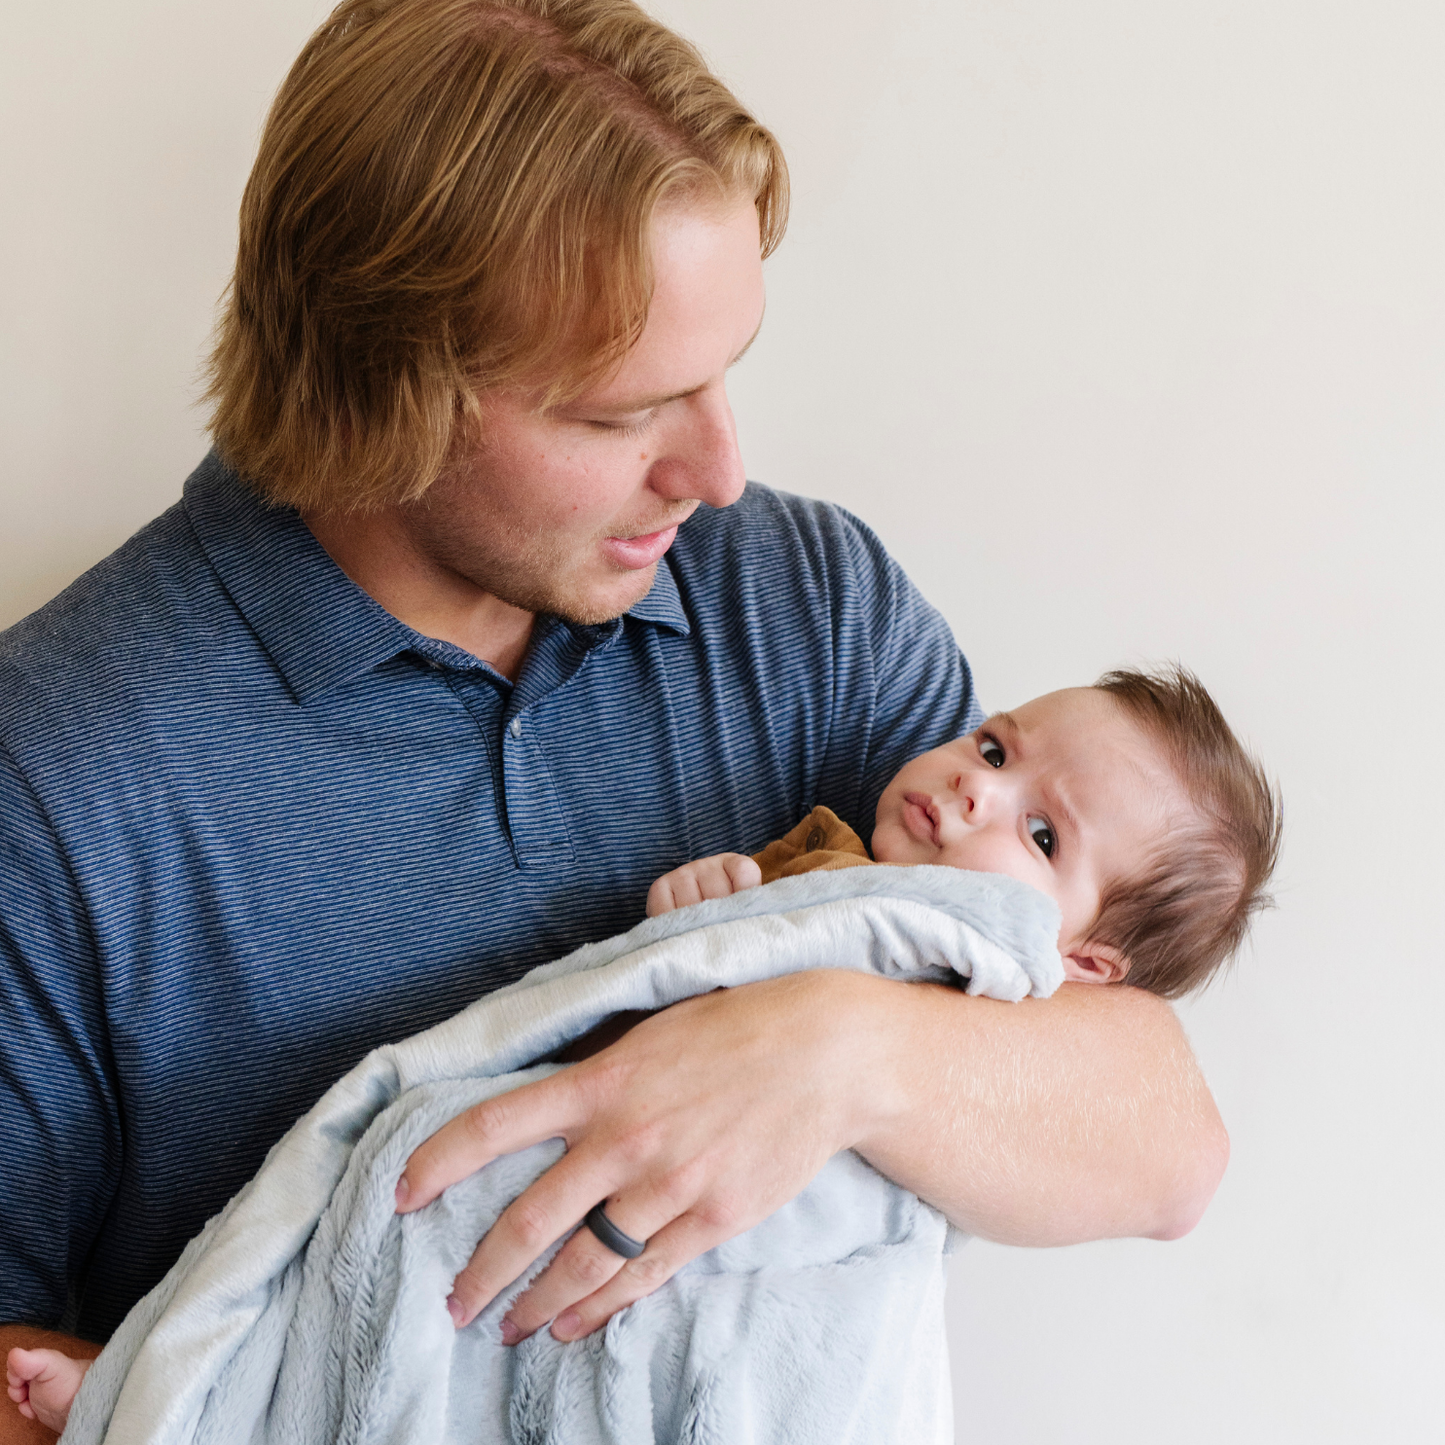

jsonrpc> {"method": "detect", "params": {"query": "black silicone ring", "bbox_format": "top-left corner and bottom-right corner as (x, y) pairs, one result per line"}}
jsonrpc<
(583, 1203), (647, 1259)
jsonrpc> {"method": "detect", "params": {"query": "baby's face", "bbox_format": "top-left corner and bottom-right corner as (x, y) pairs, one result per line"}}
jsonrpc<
(871, 688), (1185, 978)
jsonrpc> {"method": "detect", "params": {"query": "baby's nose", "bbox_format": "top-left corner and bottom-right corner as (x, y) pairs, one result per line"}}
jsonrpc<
(962, 774), (1005, 819)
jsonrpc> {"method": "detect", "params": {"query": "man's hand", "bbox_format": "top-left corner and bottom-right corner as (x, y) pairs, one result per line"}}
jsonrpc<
(395, 971), (1227, 1344)
(395, 970), (882, 1341)
(645, 853), (762, 917)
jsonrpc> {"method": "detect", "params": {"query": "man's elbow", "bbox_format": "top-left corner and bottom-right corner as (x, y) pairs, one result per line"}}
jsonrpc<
(1147, 1109), (1230, 1241)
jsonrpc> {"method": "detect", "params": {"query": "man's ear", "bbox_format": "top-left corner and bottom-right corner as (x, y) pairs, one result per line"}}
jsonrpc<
(1061, 942), (1130, 985)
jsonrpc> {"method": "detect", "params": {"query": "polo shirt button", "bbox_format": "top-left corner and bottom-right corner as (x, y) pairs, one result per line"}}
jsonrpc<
(509, 717), (522, 738)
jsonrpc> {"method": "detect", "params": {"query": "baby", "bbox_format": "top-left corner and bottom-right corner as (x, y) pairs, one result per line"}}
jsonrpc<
(648, 664), (1281, 999)
(7, 665), (1279, 1432)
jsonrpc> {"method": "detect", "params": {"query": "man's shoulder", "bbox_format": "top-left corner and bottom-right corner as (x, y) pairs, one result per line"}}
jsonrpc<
(675, 480), (887, 555)
(668, 482), (900, 610)
(0, 497), (224, 754)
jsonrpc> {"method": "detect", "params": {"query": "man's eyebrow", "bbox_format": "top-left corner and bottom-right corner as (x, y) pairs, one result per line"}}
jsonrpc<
(584, 314), (765, 416)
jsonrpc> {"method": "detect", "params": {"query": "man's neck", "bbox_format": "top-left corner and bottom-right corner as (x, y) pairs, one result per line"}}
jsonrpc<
(303, 508), (535, 681)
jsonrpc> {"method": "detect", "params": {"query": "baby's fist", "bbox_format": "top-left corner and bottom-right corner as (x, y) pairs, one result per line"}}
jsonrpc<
(646, 853), (763, 916)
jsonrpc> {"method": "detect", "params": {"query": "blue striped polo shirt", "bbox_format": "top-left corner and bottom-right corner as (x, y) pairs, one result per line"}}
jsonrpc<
(0, 453), (979, 1341)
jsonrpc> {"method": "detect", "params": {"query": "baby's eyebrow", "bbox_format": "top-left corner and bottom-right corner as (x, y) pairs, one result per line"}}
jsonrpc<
(1043, 782), (1082, 842)
(985, 709), (1019, 736)
(990, 710), (1083, 840)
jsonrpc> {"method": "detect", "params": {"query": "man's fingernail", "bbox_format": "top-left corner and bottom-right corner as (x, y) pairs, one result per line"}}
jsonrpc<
(499, 1316), (521, 1346)
(552, 1311), (581, 1341)
(394, 1176), (410, 1210)
(446, 1295), (465, 1328)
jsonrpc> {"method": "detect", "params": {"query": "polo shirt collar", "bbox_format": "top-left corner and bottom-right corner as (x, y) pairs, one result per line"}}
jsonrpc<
(184, 454), (421, 702)
(625, 552), (690, 636)
(184, 453), (691, 703)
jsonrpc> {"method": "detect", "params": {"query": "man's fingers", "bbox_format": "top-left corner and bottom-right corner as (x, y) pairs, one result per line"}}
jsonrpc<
(499, 1168), (740, 1342)
(401, 972), (864, 1344)
(546, 1209), (727, 1342)
(445, 1150), (627, 1326)
(396, 1070), (585, 1213)
(497, 1191), (668, 1341)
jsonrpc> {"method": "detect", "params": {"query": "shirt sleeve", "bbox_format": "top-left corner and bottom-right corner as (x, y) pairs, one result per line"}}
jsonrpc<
(0, 741), (120, 1331)
(816, 507), (982, 842)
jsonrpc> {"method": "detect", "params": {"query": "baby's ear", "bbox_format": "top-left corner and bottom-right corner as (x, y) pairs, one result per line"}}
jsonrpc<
(1062, 942), (1130, 986)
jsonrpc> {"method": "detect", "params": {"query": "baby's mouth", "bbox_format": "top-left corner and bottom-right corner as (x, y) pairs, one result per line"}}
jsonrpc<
(902, 791), (941, 847)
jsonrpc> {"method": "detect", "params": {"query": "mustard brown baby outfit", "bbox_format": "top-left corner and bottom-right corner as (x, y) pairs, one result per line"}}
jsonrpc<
(751, 805), (878, 881)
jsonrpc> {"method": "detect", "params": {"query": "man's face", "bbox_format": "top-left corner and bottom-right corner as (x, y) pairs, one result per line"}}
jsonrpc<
(397, 195), (766, 623)
(871, 688), (1187, 976)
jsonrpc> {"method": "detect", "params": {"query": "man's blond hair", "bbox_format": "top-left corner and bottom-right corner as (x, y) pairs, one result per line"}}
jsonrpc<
(206, 0), (788, 513)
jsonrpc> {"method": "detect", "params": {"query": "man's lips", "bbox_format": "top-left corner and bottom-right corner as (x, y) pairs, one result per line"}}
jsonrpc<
(601, 524), (680, 570)
(902, 792), (941, 847)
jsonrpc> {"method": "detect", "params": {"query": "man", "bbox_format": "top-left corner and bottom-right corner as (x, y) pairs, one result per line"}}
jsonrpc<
(0, 0), (1226, 1435)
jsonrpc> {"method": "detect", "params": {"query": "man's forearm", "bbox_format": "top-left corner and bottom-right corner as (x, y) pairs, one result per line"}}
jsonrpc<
(854, 978), (1229, 1244)
(1, 1324), (101, 1445)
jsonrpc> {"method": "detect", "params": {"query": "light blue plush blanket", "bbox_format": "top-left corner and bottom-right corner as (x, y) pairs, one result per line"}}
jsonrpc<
(64, 866), (1062, 1445)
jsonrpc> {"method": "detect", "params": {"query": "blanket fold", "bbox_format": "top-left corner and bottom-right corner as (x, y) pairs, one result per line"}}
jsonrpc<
(64, 866), (1062, 1445)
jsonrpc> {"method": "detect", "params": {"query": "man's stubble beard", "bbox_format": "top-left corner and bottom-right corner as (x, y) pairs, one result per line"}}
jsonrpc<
(405, 499), (671, 626)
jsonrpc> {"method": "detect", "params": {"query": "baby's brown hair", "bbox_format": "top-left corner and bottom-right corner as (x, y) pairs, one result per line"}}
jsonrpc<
(1088, 666), (1282, 998)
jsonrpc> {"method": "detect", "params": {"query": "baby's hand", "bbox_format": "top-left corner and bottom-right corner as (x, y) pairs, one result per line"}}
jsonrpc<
(646, 853), (763, 916)
(6, 1346), (90, 1432)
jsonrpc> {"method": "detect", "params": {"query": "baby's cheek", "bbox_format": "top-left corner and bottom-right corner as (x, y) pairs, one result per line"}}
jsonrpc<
(870, 819), (927, 866)
(939, 835), (1029, 882)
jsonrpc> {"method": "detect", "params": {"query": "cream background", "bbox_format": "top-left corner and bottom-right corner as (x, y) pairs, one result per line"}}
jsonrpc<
(3, 3), (1442, 1440)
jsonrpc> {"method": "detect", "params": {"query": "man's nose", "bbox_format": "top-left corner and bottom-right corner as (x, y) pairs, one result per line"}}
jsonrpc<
(648, 383), (746, 509)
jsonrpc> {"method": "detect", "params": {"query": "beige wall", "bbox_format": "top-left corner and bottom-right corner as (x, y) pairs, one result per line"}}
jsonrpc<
(4, 3), (1443, 1439)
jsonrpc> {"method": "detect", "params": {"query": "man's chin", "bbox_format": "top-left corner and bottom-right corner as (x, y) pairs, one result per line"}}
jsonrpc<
(544, 561), (660, 626)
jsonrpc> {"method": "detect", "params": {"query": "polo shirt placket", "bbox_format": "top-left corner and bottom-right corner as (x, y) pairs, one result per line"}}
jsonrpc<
(438, 645), (586, 873)
(500, 704), (572, 870)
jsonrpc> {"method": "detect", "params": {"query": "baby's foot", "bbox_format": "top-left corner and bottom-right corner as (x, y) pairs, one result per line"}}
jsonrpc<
(6, 1347), (91, 1433)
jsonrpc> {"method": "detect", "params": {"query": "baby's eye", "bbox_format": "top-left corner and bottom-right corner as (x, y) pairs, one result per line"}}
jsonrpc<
(1027, 816), (1056, 859)
(979, 736), (1005, 768)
